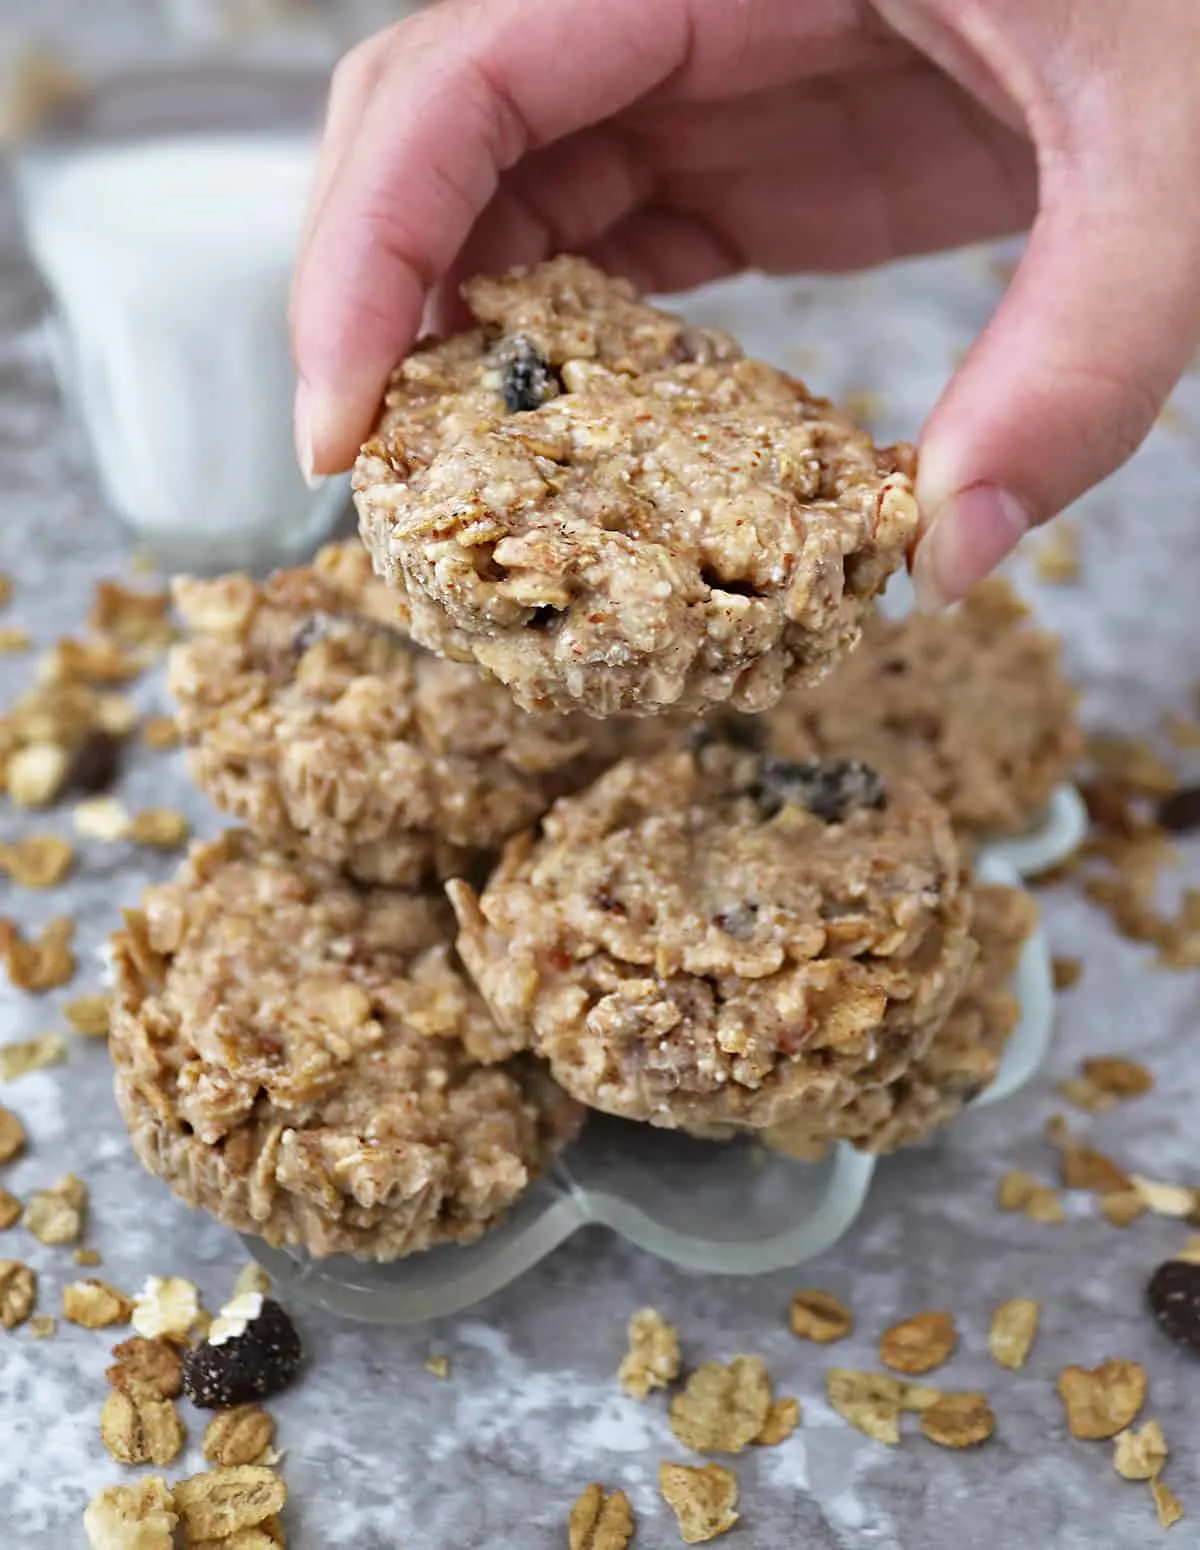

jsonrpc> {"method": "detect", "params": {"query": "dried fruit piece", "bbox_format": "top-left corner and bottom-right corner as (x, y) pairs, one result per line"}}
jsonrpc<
(1114, 1420), (1169, 1480)
(203, 1404), (275, 1467)
(1152, 1478), (1185, 1530)
(1058, 1360), (1147, 1439)
(130, 1275), (200, 1341)
(753, 1397), (800, 1445)
(0, 835), (74, 888)
(182, 1298), (303, 1408)
(0, 1031), (66, 1080)
(24, 1172), (87, 1244)
(107, 1337), (184, 1400)
(619, 1307), (681, 1399)
(173, 1466), (287, 1541)
(989, 1299), (1040, 1371)
(66, 728), (127, 794)
(0, 1259), (35, 1328)
(1082, 1057), (1153, 1099)
(64, 993), (112, 1037)
(668, 1356), (772, 1453)
(920, 1392), (995, 1448)
(1062, 1146), (1132, 1194)
(826, 1369), (905, 1445)
(0, 916), (75, 991)
(83, 1475), (177, 1550)
(1133, 1178), (1199, 1218)
(879, 1311), (957, 1375)
(100, 1388), (185, 1467)
(788, 1288), (853, 1344)
(499, 337), (559, 413)
(1147, 1259), (1200, 1355)
(128, 808), (189, 850)
(63, 1279), (132, 1329)
(0, 1105), (25, 1161)
(659, 1462), (739, 1544)
(750, 756), (885, 823)
(0, 1190), (19, 1229)
(568, 1483), (635, 1550)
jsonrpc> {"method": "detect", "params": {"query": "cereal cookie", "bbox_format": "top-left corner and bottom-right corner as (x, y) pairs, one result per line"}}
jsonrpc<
(758, 579), (1080, 837)
(170, 542), (656, 886)
(354, 256), (918, 718)
(109, 832), (582, 1261)
(450, 745), (976, 1133)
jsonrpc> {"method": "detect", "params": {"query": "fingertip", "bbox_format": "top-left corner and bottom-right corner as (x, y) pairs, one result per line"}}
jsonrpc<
(294, 374), (381, 478)
(911, 484), (1030, 610)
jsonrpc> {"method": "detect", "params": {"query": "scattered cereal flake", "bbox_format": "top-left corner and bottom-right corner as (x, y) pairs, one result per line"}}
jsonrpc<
(7, 742), (70, 807)
(920, 1392), (995, 1449)
(1025, 1185), (1067, 1225)
(1132, 1177), (1200, 1218)
(0, 1104), (25, 1161)
(568, 1482), (635, 1550)
(1082, 1057), (1154, 1099)
(1045, 1113), (1072, 1150)
(42, 636), (143, 686)
(423, 1355), (450, 1380)
(76, 1246), (103, 1266)
(100, 1387), (185, 1467)
(1163, 714), (1200, 751)
(619, 1307), (681, 1399)
(30, 1314), (55, 1338)
(788, 1288), (853, 1344)
(1052, 956), (1083, 991)
(141, 715), (181, 751)
(753, 1397), (800, 1446)
(669, 1356), (772, 1454)
(1100, 1191), (1147, 1228)
(64, 993), (112, 1038)
(0, 916), (75, 991)
(1152, 1478), (1185, 1530)
(1058, 1360), (1147, 1439)
(880, 1311), (958, 1375)
(89, 581), (173, 649)
(24, 1173), (87, 1244)
(231, 1262), (272, 1301)
(63, 1279), (132, 1328)
(203, 1405), (275, 1468)
(83, 1475), (177, 1550)
(1034, 521), (1080, 584)
(74, 797), (132, 842)
(0, 1032), (66, 1081)
(989, 1299), (1040, 1371)
(0, 1189), (18, 1229)
(131, 1276), (200, 1341)
(1114, 1420), (1169, 1481)
(761, 1122), (831, 1162)
(0, 834), (74, 888)
(659, 1462), (739, 1545)
(0, 627), (31, 653)
(128, 808), (189, 850)
(0, 574), (10, 607)
(825, 1370), (904, 1446)
(998, 1170), (1038, 1210)
(173, 1466), (287, 1542)
(1057, 1077), (1117, 1115)
(0, 1259), (36, 1329)
(1062, 1146), (1132, 1194)
(1086, 734), (1178, 798)
(107, 1337), (184, 1401)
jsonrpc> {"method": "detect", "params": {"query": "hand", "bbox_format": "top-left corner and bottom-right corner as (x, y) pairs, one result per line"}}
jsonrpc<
(291, 0), (1200, 607)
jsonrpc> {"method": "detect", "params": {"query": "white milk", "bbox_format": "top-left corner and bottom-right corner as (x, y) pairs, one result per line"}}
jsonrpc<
(20, 133), (344, 570)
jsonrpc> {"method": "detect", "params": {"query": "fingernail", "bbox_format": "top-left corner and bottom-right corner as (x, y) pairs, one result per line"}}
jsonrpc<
(912, 485), (1030, 612)
(294, 379), (325, 490)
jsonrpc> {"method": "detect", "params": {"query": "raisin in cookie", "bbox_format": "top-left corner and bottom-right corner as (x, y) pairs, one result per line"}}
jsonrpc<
(449, 745), (976, 1133)
(354, 256), (918, 718)
(757, 579), (1080, 838)
(109, 832), (582, 1261)
(170, 542), (659, 886)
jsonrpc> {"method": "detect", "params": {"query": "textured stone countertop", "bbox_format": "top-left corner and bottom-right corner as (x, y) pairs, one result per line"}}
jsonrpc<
(4, 31), (1200, 1550)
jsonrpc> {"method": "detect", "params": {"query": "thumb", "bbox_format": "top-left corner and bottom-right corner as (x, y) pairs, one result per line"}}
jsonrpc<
(912, 140), (1200, 608)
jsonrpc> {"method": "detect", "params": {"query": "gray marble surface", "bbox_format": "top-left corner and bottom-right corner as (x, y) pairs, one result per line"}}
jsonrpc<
(4, 25), (1200, 1550)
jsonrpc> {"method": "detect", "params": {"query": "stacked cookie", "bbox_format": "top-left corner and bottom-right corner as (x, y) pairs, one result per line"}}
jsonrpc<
(110, 260), (1078, 1263)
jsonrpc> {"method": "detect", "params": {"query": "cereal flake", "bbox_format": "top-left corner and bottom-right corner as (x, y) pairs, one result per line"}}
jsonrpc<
(1152, 1478), (1185, 1530)
(24, 1173), (87, 1244)
(0, 1104), (25, 1161)
(753, 1397), (801, 1445)
(203, 1405), (275, 1467)
(880, 1311), (958, 1375)
(64, 993), (112, 1037)
(1058, 1360), (1147, 1440)
(568, 1483), (635, 1550)
(131, 1276), (200, 1341)
(100, 1387), (185, 1467)
(658, 1462), (739, 1544)
(83, 1476), (177, 1550)
(0, 1031), (66, 1080)
(173, 1466), (287, 1541)
(1114, 1420), (1169, 1481)
(0, 916), (76, 991)
(788, 1288), (853, 1343)
(920, 1392), (995, 1449)
(618, 1307), (681, 1399)
(988, 1299), (1040, 1371)
(107, 1337), (184, 1401)
(0, 1189), (19, 1229)
(63, 1279), (132, 1329)
(0, 1259), (36, 1329)
(668, 1356), (771, 1453)
(0, 834), (74, 888)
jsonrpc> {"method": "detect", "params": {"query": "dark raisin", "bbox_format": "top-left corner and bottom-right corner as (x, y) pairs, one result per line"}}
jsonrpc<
(499, 336), (559, 413)
(66, 730), (124, 794)
(714, 901), (758, 939)
(684, 717), (764, 754)
(182, 1297), (302, 1408)
(526, 605), (562, 632)
(1157, 785), (1200, 834)
(1146, 1259), (1200, 1356)
(750, 757), (886, 824)
(593, 888), (625, 914)
(699, 568), (760, 600)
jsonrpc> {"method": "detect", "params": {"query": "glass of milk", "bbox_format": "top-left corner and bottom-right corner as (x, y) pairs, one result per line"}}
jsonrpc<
(14, 65), (348, 573)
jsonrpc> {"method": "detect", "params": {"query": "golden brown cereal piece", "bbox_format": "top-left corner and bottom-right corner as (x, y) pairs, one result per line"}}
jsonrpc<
(65, 993), (112, 1038)
(1132, 1178), (1200, 1218)
(203, 1405), (275, 1467)
(24, 1172), (87, 1244)
(1100, 1191), (1147, 1228)
(423, 1354), (449, 1379)
(0, 1189), (19, 1229)
(997, 1170), (1038, 1210)
(1083, 1057), (1153, 1099)
(825, 1370), (905, 1446)
(6, 742), (71, 807)
(1052, 956), (1083, 991)
(100, 1388), (185, 1467)
(753, 1397), (801, 1445)
(0, 628), (31, 652)
(128, 809), (190, 850)
(1058, 1361), (1147, 1440)
(1152, 1479), (1185, 1530)
(988, 1299), (1040, 1371)
(920, 1392), (995, 1448)
(83, 1475), (177, 1550)
(0, 574), (11, 607)
(0, 835), (74, 888)
(30, 1314), (55, 1338)
(658, 1461), (739, 1544)
(130, 1276), (200, 1342)
(880, 1311), (958, 1376)
(568, 1483), (635, 1550)
(618, 1308), (681, 1399)
(1024, 1185), (1066, 1224)
(75, 1247), (102, 1267)
(789, 1289), (853, 1344)
(1062, 1147), (1132, 1194)
(63, 1280), (132, 1329)
(0, 916), (76, 991)
(0, 1259), (35, 1328)
(75, 797), (132, 841)
(1057, 1077), (1117, 1115)
(89, 580), (173, 649)
(669, 1356), (772, 1454)
(0, 1031), (66, 1081)
(0, 1104), (25, 1161)
(173, 1467), (287, 1541)
(189, 1529), (283, 1550)
(1114, 1421), (1169, 1481)
(141, 715), (182, 751)
(107, 1337), (184, 1401)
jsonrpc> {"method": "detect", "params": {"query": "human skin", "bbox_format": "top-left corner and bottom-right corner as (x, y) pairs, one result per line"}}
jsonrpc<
(290, 0), (1200, 609)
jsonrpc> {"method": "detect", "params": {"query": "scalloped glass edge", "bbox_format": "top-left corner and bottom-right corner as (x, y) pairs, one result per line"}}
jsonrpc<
(245, 845), (1057, 1325)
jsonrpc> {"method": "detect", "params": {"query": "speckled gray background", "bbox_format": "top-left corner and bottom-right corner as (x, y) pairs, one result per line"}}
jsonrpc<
(3, 8), (1200, 1548)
